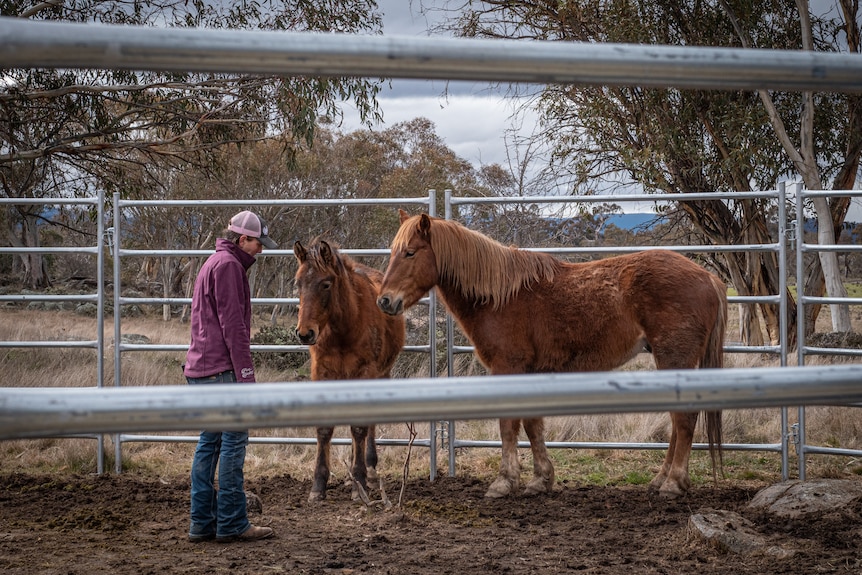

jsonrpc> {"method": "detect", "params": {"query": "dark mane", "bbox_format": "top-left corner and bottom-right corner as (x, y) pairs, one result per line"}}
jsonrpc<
(303, 237), (349, 274)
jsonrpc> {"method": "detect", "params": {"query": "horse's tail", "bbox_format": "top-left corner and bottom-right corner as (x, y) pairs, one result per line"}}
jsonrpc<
(702, 275), (728, 482)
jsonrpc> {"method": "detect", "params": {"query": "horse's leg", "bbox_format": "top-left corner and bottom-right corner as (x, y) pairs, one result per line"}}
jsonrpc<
(649, 413), (675, 492)
(310, 426), (334, 502)
(650, 343), (702, 498)
(649, 411), (698, 498)
(349, 425), (369, 501)
(485, 418), (521, 498)
(365, 424), (378, 481)
(522, 417), (555, 496)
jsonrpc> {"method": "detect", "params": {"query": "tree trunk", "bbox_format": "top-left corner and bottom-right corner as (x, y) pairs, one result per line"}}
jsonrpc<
(810, 196), (851, 331)
(794, 0), (851, 332)
(20, 211), (50, 289)
(162, 255), (172, 322)
(679, 197), (794, 347)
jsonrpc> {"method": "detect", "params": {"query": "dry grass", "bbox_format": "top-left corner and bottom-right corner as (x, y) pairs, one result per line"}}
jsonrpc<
(1, 307), (861, 486)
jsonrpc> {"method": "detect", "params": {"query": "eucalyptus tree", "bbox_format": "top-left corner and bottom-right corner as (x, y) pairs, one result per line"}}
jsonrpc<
(117, 119), (494, 322)
(434, 0), (862, 344)
(0, 0), (384, 288)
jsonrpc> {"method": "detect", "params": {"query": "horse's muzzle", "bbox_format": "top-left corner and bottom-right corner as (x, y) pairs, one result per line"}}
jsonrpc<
(295, 327), (317, 346)
(376, 295), (403, 316)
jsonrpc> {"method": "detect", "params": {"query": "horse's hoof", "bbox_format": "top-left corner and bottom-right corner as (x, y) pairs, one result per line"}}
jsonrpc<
(648, 474), (667, 492)
(657, 480), (686, 499)
(523, 477), (552, 496)
(367, 467), (378, 481)
(484, 477), (515, 498)
(658, 487), (684, 499)
(308, 491), (325, 503)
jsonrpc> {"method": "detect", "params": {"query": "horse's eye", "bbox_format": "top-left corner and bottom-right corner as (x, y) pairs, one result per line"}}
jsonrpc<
(405, 250), (415, 258)
(322, 281), (332, 290)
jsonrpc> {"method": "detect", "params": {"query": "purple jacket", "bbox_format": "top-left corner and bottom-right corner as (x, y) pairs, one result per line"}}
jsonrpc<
(184, 238), (257, 383)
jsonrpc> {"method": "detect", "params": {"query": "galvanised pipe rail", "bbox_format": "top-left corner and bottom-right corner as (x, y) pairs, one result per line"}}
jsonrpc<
(455, 440), (783, 454)
(448, 191), (780, 204)
(0, 247), (100, 254)
(0, 294), (99, 302)
(118, 435), (434, 448)
(3, 365), (862, 440)
(115, 343), (430, 354)
(116, 434), (777, 454)
(0, 340), (98, 349)
(3, 19), (862, 93)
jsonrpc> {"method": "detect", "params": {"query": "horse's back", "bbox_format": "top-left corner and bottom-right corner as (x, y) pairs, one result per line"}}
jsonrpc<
(612, 249), (724, 321)
(610, 250), (726, 369)
(353, 261), (385, 287)
(459, 249), (725, 374)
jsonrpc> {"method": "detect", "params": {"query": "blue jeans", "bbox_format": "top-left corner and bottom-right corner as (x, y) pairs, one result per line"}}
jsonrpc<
(187, 370), (250, 539)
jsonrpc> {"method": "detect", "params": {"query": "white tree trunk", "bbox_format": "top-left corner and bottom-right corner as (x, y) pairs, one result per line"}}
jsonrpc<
(811, 196), (852, 332)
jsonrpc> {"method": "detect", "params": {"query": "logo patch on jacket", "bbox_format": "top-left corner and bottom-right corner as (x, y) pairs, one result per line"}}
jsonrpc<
(241, 367), (255, 379)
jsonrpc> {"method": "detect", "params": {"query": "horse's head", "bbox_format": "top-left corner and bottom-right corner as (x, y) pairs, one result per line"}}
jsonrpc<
(377, 210), (438, 316)
(293, 238), (340, 345)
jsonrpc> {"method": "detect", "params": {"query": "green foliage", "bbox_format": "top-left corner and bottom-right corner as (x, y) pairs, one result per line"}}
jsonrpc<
(2, 1), (385, 290)
(3, 1), (385, 197)
(251, 324), (308, 372)
(444, 1), (862, 347)
(621, 470), (652, 485)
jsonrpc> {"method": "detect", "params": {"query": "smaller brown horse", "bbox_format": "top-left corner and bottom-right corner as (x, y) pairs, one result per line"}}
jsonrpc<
(377, 210), (727, 499)
(294, 238), (405, 501)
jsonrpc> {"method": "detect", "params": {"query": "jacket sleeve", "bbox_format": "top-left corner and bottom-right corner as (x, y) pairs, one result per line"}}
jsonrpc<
(213, 260), (256, 383)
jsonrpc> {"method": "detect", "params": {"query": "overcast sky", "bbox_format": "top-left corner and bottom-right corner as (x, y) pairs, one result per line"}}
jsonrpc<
(338, 2), (862, 218)
(337, 1), (540, 176)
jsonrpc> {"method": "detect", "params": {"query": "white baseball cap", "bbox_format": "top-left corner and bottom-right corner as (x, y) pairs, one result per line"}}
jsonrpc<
(228, 211), (277, 249)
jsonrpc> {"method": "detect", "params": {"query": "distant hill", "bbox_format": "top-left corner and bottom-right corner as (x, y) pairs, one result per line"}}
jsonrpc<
(603, 213), (667, 231)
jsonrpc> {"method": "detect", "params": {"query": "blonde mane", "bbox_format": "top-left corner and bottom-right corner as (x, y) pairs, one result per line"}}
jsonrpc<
(395, 216), (558, 310)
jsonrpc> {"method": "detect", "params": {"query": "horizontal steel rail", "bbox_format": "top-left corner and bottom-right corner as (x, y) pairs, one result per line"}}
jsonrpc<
(0, 340), (98, 349)
(114, 343), (431, 354)
(455, 440), (784, 453)
(0, 197), (100, 206)
(118, 434), (434, 448)
(116, 433), (777, 453)
(448, 191), (781, 204)
(0, 246), (100, 255)
(3, 365), (862, 440)
(3, 19), (862, 92)
(0, 294), (99, 303)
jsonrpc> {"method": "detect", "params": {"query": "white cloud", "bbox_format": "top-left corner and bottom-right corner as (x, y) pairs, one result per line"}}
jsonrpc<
(333, 1), (542, 174)
(338, 92), (539, 170)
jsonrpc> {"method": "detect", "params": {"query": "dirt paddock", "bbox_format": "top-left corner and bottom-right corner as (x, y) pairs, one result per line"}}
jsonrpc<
(1, 471), (860, 574)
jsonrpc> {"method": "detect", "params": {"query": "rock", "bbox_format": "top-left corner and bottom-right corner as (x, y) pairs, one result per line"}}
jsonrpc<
(748, 479), (862, 519)
(120, 333), (151, 345)
(246, 491), (263, 514)
(687, 508), (795, 558)
(75, 302), (98, 316)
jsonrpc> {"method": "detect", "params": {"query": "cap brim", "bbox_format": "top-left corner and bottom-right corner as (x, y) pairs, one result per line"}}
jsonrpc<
(259, 236), (277, 249)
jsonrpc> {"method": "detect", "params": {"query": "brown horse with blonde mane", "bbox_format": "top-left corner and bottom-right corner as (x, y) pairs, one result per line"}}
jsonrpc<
(377, 210), (727, 499)
(294, 237), (405, 501)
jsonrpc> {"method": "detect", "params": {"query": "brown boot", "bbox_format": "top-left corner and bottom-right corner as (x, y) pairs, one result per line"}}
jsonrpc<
(215, 524), (274, 543)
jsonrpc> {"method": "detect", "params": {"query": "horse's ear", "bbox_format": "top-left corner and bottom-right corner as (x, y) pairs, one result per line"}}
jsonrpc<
(319, 240), (333, 264)
(418, 213), (432, 235)
(293, 241), (306, 262)
(398, 209), (410, 224)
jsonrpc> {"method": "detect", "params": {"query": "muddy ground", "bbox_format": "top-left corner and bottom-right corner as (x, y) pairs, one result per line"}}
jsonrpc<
(1, 472), (860, 574)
